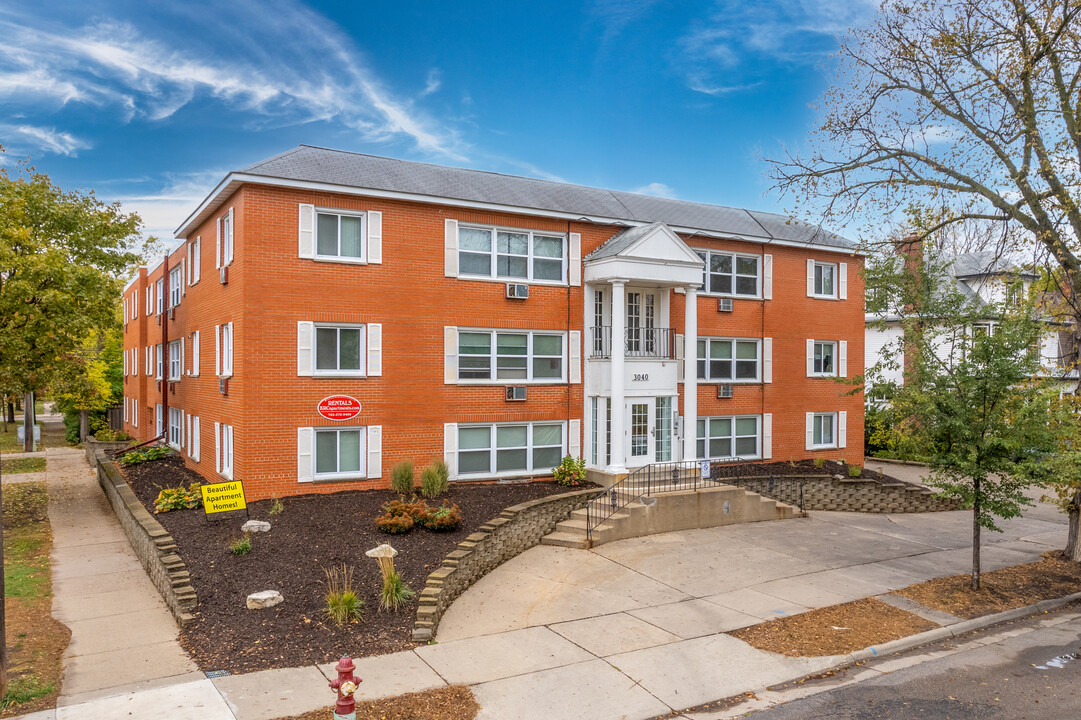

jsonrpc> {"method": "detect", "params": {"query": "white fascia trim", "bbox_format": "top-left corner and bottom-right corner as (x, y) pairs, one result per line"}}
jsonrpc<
(175, 173), (865, 257)
(122, 274), (141, 293)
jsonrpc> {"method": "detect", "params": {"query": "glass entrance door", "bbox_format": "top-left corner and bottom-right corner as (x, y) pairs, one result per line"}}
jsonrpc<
(624, 396), (676, 466)
(629, 400), (651, 461)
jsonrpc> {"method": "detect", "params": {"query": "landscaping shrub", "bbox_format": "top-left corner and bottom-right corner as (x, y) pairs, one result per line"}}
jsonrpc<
(121, 445), (172, 467)
(324, 564), (362, 624)
(420, 460), (449, 498)
(153, 485), (202, 513)
(848, 464), (862, 478)
(382, 497), (428, 520)
(379, 569), (414, 612)
(813, 457), (825, 468)
(390, 460), (415, 495)
(552, 455), (587, 487)
(375, 513), (414, 534)
(420, 502), (462, 532)
(229, 533), (252, 555)
(269, 498), (284, 516)
(94, 428), (131, 442)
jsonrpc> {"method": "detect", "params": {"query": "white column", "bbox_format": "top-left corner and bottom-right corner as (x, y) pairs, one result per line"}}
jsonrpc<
(607, 280), (627, 474)
(683, 286), (698, 461)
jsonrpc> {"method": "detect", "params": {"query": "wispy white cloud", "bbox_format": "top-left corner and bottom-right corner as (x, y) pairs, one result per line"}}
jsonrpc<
(422, 69), (442, 97)
(0, 123), (90, 156)
(106, 171), (223, 241)
(629, 182), (678, 199)
(0, 2), (466, 159)
(588, 0), (664, 43)
(678, 0), (877, 96)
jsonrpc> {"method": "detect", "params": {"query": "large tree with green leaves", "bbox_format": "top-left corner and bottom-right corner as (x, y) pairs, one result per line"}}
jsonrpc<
(867, 243), (1060, 588)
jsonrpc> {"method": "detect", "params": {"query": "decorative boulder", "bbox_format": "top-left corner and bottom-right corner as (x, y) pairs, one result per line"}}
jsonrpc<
(246, 590), (284, 609)
(242, 520), (271, 533)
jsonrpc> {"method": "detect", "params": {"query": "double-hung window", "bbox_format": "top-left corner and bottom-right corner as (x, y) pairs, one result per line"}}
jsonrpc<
(696, 416), (760, 459)
(812, 341), (836, 375)
(156, 279), (164, 315)
(217, 323), (234, 377)
(316, 325), (365, 375)
(217, 423), (234, 478)
(168, 407), (183, 449)
(697, 339), (759, 381)
(155, 403), (163, 436)
(315, 427), (366, 479)
(168, 340), (182, 380)
(457, 422), (565, 477)
(458, 225), (565, 282)
(190, 237), (201, 284)
(813, 262), (836, 298)
(317, 210), (365, 261)
(458, 330), (564, 382)
(169, 267), (183, 307)
(155, 344), (163, 380)
(811, 413), (836, 448)
(696, 251), (759, 296)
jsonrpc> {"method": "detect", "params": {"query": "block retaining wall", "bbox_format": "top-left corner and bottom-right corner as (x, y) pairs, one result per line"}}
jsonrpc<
(413, 487), (597, 642)
(731, 474), (961, 513)
(84, 437), (135, 467)
(93, 449), (198, 627)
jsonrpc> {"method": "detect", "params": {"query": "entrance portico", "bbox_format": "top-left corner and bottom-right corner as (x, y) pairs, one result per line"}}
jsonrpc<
(582, 222), (705, 474)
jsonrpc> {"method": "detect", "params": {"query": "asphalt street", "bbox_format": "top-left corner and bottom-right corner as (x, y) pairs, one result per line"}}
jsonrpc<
(742, 611), (1081, 719)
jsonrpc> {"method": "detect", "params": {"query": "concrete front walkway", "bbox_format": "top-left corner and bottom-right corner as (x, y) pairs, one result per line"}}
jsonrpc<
(45, 445), (200, 707)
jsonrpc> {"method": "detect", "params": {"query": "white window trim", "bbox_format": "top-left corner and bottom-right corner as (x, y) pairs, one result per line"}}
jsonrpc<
(217, 322), (234, 377)
(169, 266), (183, 308)
(455, 329), (568, 385)
(155, 403), (163, 437)
(156, 278), (164, 315)
(810, 412), (838, 449)
(809, 339), (838, 377)
(190, 331), (200, 377)
(696, 415), (762, 460)
(155, 344), (163, 380)
(217, 422), (234, 479)
(168, 407), (183, 450)
(694, 249), (762, 298)
(313, 323), (368, 377)
(168, 340), (182, 381)
(696, 337), (762, 383)
(810, 260), (839, 299)
(312, 207), (368, 264)
(456, 223), (568, 285)
(313, 426), (369, 481)
(456, 421), (567, 480)
(192, 237), (202, 283)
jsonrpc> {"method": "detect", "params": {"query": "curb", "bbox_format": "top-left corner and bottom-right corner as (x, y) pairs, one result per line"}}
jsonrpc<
(866, 457), (930, 467)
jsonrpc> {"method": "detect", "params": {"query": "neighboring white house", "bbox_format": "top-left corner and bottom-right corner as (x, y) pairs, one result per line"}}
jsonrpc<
(866, 251), (1077, 391)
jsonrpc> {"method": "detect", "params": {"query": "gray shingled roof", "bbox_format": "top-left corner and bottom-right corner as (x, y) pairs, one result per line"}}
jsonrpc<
(950, 251), (1035, 279)
(587, 222), (666, 260)
(239, 146), (856, 250)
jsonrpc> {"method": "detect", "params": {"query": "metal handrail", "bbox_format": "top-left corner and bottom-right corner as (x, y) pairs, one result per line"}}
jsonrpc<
(585, 458), (742, 540)
(589, 326), (675, 359)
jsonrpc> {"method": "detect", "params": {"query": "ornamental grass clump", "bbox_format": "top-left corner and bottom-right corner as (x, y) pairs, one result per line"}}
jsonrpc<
(390, 460), (415, 495)
(323, 564), (363, 625)
(154, 484), (202, 513)
(365, 543), (414, 612)
(268, 497), (284, 516)
(420, 460), (449, 498)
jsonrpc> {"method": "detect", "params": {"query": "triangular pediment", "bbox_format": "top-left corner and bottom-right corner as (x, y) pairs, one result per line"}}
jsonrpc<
(586, 222), (704, 266)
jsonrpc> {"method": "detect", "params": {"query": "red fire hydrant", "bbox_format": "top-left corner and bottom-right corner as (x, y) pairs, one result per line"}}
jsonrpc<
(329, 656), (361, 720)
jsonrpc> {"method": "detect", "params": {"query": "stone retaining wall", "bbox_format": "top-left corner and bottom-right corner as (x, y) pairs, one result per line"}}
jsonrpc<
(731, 474), (961, 513)
(93, 450), (198, 626)
(84, 437), (135, 467)
(413, 488), (597, 642)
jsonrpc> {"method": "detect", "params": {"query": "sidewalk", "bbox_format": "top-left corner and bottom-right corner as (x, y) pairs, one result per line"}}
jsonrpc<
(30, 461), (1071, 720)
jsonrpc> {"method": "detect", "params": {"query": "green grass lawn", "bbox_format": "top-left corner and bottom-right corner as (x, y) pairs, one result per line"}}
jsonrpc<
(2, 457), (46, 474)
(0, 423), (44, 454)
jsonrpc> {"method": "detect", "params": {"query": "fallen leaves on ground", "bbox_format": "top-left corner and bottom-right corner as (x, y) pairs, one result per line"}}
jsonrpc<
(273, 685), (479, 720)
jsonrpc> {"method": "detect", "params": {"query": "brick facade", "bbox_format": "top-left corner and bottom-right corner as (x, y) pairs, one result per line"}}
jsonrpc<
(121, 152), (865, 500)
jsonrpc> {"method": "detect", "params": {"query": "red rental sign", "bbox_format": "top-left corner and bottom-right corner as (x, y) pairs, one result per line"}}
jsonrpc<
(317, 396), (362, 421)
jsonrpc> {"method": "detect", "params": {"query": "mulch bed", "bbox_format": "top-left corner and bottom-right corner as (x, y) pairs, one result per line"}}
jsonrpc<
(274, 686), (479, 720)
(724, 459), (896, 483)
(895, 551), (1081, 619)
(729, 598), (939, 657)
(120, 455), (595, 674)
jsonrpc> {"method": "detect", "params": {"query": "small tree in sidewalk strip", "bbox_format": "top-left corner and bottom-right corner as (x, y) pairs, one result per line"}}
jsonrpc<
(866, 242), (1059, 590)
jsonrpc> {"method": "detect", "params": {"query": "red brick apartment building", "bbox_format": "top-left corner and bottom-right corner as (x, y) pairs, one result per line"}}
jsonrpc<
(121, 146), (864, 500)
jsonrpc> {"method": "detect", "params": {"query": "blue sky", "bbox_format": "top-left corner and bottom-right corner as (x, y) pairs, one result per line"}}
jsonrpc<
(0, 0), (877, 242)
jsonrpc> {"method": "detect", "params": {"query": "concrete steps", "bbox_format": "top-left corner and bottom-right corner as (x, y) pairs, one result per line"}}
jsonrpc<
(541, 484), (802, 550)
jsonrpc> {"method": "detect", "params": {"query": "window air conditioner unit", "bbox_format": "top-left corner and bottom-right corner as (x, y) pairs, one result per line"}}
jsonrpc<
(718, 298), (734, 312)
(505, 386), (527, 401)
(219, 377), (229, 396)
(717, 383), (734, 398)
(506, 283), (529, 299)
(169, 308), (175, 320)
(220, 266), (229, 285)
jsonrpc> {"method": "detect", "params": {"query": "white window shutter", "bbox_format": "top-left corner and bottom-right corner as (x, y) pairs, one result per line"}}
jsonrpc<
(296, 427), (313, 482)
(569, 330), (581, 384)
(444, 219), (458, 276)
(839, 340), (848, 378)
(806, 413), (814, 450)
(806, 258), (815, 297)
(367, 211), (382, 264)
(806, 339), (815, 377)
(192, 331), (200, 376)
(145, 346), (151, 376)
(367, 323), (382, 376)
(181, 259), (186, 296)
(367, 425), (382, 479)
(569, 419), (581, 459)
(838, 411), (848, 449)
(763, 338), (773, 383)
(569, 233), (581, 286)
(193, 416), (201, 461)
(676, 333), (685, 383)
(297, 321), (314, 376)
(839, 262), (848, 300)
(444, 326), (458, 383)
(186, 414), (192, 455)
(763, 254), (773, 300)
(298, 204), (315, 258)
(194, 238), (201, 282)
(225, 323), (234, 377)
(225, 208), (234, 264)
(186, 245), (192, 286)
(215, 325), (221, 376)
(180, 337), (185, 377)
(215, 422), (221, 473)
(444, 423), (458, 481)
(762, 414), (772, 459)
(216, 218), (222, 269)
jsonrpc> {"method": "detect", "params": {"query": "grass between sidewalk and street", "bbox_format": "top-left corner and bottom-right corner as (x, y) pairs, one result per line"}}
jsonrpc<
(0, 425), (41, 455)
(0, 482), (71, 716)
(1, 458), (46, 475)
(274, 686), (480, 720)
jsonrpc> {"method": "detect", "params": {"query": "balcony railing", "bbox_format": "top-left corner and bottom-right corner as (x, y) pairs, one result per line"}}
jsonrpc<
(590, 326), (674, 359)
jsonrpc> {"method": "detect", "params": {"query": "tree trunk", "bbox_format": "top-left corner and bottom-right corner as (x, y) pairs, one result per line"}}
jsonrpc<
(22, 392), (34, 453)
(0, 468), (6, 699)
(79, 410), (88, 443)
(971, 477), (982, 591)
(1066, 490), (1081, 563)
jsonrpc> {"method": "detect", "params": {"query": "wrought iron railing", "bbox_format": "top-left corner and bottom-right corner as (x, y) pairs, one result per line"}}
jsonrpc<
(589, 326), (674, 359)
